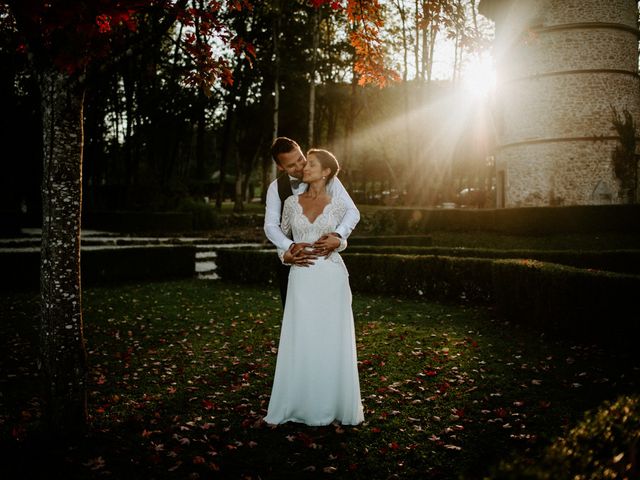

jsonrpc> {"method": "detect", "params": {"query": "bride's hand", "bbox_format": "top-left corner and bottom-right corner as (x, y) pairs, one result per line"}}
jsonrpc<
(312, 234), (341, 257)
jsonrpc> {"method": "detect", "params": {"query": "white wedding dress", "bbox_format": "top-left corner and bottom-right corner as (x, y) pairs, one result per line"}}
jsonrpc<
(264, 195), (364, 426)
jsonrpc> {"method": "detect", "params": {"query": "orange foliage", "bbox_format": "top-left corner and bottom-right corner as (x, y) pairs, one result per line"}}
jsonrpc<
(308, 0), (399, 87)
(346, 0), (400, 87)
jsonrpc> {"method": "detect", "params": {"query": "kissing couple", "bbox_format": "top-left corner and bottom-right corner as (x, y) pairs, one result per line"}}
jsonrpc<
(262, 137), (364, 426)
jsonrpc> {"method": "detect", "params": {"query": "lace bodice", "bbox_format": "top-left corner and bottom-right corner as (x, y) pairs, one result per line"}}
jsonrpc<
(278, 195), (348, 265)
(282, 195), (346, 243)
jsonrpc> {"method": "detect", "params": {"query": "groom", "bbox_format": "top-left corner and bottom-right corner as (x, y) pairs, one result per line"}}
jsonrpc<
(264, 136), (360, 306)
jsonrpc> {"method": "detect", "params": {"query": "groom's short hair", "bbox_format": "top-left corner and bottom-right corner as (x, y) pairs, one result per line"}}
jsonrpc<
(271, 137), (300, 164)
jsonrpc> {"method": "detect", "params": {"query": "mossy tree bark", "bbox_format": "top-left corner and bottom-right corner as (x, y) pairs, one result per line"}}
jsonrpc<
(38, 68), (88, 437)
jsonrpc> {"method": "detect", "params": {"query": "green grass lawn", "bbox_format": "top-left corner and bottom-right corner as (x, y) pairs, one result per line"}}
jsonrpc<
(1, 279), (638, 479)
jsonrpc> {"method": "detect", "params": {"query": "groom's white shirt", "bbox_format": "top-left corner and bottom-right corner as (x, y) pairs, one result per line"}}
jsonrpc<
(264, 175), (360, 251)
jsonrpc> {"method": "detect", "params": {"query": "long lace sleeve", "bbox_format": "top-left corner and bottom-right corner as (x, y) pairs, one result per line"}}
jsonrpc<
(325, 198), (348, 258)
(277, 197), (295, 264)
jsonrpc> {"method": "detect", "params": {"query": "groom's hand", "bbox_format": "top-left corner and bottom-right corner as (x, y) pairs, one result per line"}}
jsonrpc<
(283, 242), (317, 267)
(313, 234), (341, 257)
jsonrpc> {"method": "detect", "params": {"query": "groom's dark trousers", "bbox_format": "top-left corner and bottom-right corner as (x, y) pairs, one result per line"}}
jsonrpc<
(276, 173), (294, 308)
(277, 264), (290, 308)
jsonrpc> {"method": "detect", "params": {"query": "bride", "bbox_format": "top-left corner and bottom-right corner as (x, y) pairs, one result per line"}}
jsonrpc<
(264, 149), (364, 426)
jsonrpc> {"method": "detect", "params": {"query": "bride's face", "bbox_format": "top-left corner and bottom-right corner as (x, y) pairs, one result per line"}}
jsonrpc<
(302, 154), (330, 183)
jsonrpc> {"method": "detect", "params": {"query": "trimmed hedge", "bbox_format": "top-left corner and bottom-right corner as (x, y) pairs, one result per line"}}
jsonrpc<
(176, 199), (221, 230)
(214, 249), (494, 302)
(83, 246), (196, 285)
(343, 253), (494, 302)
(491, 395), (640, 479)
(82, 210), (265, 233)
(82, 211), (194, 233)
(0, 211), (22, 237)
(215, 249), (640, 346)
(491, 259), (640, 345)
(348, 235), (432, 246)
(359, 204), (640, 235)
(1, 246), (196, 290)
(346, 246), (640, 275)
(215, 249), (280, 286)
(0, 250), (40, 290)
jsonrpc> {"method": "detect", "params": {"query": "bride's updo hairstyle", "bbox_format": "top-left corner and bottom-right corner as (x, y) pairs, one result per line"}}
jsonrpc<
(307, 149), (340, 181)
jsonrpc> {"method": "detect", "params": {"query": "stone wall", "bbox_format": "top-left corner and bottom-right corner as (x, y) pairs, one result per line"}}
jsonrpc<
(543, 0), (636, 27)
(482, 0), (640, 207)
(500, 140), (618, 206)
(498, 74), (640, 144)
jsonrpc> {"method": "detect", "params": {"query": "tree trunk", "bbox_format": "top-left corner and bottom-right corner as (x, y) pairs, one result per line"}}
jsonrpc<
(414, 0), (421, 80)
(38, 68), (88, 438)
(397, 0), (409, 82)
(123, 63), (136, 186)
(427, 26), (437, 83)
(233, 148), (244, 213)
(244, 134), (265, 202)
(308, 7), (321, 147)
(344, 17), (360, 170)
(195, 88), (207, 180)
(266, 0), (282, 200)
(421, 11), (428, 82)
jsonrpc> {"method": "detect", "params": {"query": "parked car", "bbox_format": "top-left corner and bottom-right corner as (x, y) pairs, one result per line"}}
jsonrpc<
(457, 188), (486, 208)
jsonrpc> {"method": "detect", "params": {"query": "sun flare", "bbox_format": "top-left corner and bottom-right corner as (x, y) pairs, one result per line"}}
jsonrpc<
(461, 53), (496, 98)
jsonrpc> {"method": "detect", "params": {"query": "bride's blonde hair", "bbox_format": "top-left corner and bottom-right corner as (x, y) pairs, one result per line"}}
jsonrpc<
(307, 149), (340, 181)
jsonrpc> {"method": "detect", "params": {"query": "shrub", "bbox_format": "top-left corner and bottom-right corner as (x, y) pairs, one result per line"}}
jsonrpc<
(176, 198), (220, 230)
(359, 209), (401, 234)
(215, 248), (279, 285)
(1, 246), (196, 290)
(83, 246), (196, 285)
(215, 249), (494, 302)
(83, 211), (193, 233)
(348, 235), (433, 247)
(214, 249), (640, 348)
(491, 395), (640, 480)
(343, 253), (494, 303)
(346, 246), (640, 275)
(357, 205), (640, 235)
(491, 259), (640, 346)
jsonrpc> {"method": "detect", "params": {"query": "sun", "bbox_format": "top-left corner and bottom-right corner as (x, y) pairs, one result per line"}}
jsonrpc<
(461, 52), (496, 98)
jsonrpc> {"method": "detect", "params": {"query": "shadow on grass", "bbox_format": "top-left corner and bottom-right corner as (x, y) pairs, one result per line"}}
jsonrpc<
(1, 279), (638, 479)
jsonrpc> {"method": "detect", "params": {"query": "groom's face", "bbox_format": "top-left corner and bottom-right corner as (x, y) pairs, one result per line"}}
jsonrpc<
(276, 147), (306, 180)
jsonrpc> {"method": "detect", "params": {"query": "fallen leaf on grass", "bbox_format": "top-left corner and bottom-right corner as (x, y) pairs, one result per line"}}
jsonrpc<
(83, 456), (106, 470)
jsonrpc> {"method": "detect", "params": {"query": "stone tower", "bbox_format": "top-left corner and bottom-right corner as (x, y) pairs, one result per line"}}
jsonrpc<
(479, 0), (640, 207)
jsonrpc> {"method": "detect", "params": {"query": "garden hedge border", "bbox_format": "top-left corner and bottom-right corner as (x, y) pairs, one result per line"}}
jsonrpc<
(215, 249), (639, 347)
(347, 235), (433, 246)
(7, 204), (639, 235)
(359, 204), (640, 235)
(346, 246), (640, 275)
(0, 245), (196, 290)
(82, 211), (194, 233)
